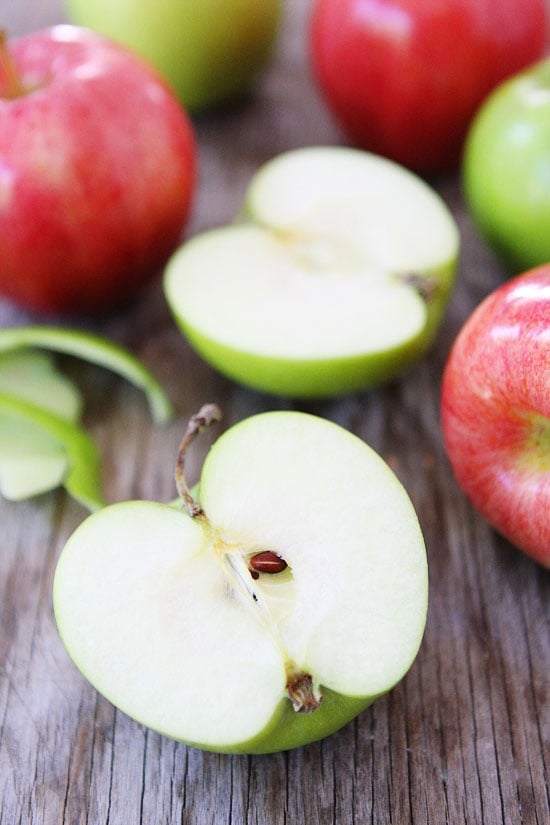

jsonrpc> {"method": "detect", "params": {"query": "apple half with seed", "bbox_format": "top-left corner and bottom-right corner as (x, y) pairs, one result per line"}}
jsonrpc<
(164, 147), (459, 398)
(54, 405), (428, 753)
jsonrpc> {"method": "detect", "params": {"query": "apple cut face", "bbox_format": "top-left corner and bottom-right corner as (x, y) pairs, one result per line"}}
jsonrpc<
(164, 147), (459, 397)
(54, 411), (428, 753)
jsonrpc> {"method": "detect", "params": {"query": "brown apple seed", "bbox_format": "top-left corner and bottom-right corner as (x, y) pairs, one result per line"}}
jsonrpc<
(248, 551), (288, 576)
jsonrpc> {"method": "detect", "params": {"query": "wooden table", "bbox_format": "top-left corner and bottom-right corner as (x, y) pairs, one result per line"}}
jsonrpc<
(1, 2), (548, 823)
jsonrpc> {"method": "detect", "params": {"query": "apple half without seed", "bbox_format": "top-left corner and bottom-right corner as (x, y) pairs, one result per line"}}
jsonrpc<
(53, 406), (428, 753)
(164, 146), (459, 398)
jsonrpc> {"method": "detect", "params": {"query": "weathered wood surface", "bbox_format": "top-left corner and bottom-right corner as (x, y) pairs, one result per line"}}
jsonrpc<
(1, 2), (548, 823)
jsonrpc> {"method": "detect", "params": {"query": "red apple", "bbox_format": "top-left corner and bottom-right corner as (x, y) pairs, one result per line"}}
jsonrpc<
(441, 266), (550, 567)
(0, 26), (196, 315)
(310, 0), (549, 173)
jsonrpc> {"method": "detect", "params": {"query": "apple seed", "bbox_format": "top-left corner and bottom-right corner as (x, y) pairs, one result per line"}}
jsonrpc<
(248, 550), (288, 577)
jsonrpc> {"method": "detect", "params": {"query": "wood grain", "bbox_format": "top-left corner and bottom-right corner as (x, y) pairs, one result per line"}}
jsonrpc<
(1, 2), (548, 823)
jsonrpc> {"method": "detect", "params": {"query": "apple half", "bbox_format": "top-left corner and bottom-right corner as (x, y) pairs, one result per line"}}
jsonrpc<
(54, 407), (428, 753)
(164, 147), (459, 398)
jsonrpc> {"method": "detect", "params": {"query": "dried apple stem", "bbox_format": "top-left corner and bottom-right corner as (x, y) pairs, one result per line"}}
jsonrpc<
(399, 271), (439, 302)
(175, 403), (222, 518)
(0, 30), (26, 99)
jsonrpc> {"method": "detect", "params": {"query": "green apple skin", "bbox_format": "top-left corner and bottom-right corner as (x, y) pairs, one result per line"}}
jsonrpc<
(167, 247), (456, 399)
(173, 292), (451, 399)
(64, 0), (282, 110)
(0, 389), (104, 511)
(224, 687), (373, 755)
(463, 58), (550, 273)
(172, 681), (373, 755)
(0, 350), (82, 502)
(0, 326), (173, 424)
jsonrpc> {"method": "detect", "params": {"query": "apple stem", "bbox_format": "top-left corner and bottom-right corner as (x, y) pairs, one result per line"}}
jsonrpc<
(0, 30), (26, 99)
(175, 403), (222, 518)
(399, 271), (438, 302)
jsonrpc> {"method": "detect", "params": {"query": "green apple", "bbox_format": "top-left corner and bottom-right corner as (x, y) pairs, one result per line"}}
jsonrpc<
(0, 385), (103, 511)
(0, 350), (89, 502)
(0, 326), (173, 423)
(0, 326), (173, 508)
(53, 406), (428, 753)
(463, 58), (550, 272)
(164, 146), (459, 398)
(64, 0), (282, 110)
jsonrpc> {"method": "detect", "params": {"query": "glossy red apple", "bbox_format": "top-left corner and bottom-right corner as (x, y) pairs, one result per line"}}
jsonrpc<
(310, 0), (549, 173)
(0, 26), (196, 315)
(441, 266), (550, 567)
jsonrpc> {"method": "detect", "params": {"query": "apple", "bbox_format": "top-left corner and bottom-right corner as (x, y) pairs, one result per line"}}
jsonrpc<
(310, 0), (549, 173)
(164, 146), (459, 398)
(0, 25), (196, 315)
(463, 58), (550, 273)
(441, 266), (550, 567)
(53, 406), (428, 753)
(0, 380), (104, 511)
(0, 326), (174, 424)
(64, 0), (282, 111)
(0, 325), (173, 508)
(0, 349), (89, 502)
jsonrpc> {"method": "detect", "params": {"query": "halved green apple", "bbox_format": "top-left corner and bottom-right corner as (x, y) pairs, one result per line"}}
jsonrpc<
(53, 408), (428, 753)
(164, 146), (459, 397)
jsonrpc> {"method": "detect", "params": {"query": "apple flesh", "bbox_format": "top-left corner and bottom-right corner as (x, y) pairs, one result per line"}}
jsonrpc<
(65, 0), (281, 110)
(164, 146), (459, 398)
(0, 26), (195, 315)
(54, 408), (428, 753)
(441, 266), (550, 567)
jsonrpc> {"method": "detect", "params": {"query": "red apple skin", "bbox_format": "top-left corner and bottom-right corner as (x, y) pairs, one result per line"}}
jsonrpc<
(441, 267), (550, 567)
(0, 26), (196, 315)
(310, 0), (549, 174)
